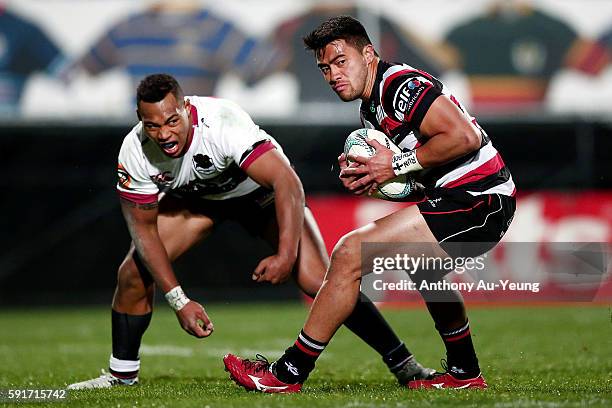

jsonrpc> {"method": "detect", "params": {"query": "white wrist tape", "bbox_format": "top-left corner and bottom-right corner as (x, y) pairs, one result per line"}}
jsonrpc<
(165, 286), (190, 311)
(391, 150), (423, 176)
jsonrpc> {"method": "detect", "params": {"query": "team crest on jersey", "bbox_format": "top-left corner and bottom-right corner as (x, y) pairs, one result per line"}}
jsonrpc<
(192, 154), (217, 175)
(117, 164), (131, 189)
(150, 171), (174, 186)
(393, 78), (427, 121)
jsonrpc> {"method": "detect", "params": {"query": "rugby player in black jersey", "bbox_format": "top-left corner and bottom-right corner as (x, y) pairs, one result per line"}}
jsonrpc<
(225, 16), (515, 391)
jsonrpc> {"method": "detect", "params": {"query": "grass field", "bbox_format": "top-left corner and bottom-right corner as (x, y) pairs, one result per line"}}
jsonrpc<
(0, 303), (611, 407)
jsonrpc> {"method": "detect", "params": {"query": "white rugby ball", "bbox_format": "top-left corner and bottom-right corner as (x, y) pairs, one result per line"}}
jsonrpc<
(344, 128), (416, 201)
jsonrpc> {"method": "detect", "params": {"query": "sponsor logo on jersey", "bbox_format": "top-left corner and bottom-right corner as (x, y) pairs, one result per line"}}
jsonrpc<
(117, 164), (131, 189)
(376, 105), (385, 124)
(407, 79), (421, 90)
(193, 153), (216, 175)
(427, 197), (442, 207)
(393, 78), (426, 121)
(150, 171), (174, 186)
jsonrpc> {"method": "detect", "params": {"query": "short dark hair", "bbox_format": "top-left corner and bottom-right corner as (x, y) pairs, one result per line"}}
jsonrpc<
(303, 16), (373, 56)
(136, 73), (184, 106)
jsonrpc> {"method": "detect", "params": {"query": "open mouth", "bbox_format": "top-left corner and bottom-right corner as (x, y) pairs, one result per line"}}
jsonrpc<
(160, 141), (179, 155)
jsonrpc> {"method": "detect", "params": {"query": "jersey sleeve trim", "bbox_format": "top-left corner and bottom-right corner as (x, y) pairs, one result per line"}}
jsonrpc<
(407, 84), (441, 125)
(381, 69), (442, 129)
(239, 140), (276, 170)
(117, 190), (158, 205)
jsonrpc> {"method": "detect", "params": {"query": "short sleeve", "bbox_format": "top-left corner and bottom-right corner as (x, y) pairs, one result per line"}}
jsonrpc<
(381, 70), (442, 129)
(214, 101), (276, 171)
(116, 136), (158, 204)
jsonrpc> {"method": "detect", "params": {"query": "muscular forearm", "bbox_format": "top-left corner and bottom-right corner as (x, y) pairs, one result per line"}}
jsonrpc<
(411, 95), (482, 170)
(120, 200), (179, 294)
(273, 174), (304, 260)
(414, 130), (479, 168)
(130, 224), (179, 293)
(391, 128), (480, 177)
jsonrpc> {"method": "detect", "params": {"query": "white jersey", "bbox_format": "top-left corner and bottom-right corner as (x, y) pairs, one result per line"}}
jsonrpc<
(116, 96), (284, 204)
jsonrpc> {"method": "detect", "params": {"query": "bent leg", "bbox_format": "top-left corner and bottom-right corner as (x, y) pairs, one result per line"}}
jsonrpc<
(291, 209), (413, 363)
(109, 201), (214, 378)
(260, 207), (420, 371)
(303, 204), (446, 342)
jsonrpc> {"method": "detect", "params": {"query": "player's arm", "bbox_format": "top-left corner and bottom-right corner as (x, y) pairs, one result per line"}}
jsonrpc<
(244, 149), (305, 284)
(343, 95), (481, 190)
(119, 199), (213, 338)
(411, 95), (482, 167)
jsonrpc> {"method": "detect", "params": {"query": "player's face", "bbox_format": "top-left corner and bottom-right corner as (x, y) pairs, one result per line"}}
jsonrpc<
(138, 93), (191, 158)
(316, 39), (370, 101)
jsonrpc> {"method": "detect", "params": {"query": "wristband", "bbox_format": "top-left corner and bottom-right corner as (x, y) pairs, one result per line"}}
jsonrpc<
(165, 286), (190, 311)
(391, 150), (423, 176)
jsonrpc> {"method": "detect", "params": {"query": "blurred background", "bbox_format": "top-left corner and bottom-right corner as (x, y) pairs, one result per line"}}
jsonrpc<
(1, 0), (611, 306)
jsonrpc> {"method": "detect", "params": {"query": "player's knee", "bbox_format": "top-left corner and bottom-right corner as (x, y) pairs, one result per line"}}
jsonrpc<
(116, 256), (147, 295)
(330, 232), (362, 279)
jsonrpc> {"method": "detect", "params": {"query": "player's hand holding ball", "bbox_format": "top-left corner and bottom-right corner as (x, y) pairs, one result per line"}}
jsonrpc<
(341, 129), (417, 201)
(338, 153), (371, 195)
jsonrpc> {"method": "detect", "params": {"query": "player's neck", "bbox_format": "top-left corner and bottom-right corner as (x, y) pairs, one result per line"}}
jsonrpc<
(361, 58), (379, 102)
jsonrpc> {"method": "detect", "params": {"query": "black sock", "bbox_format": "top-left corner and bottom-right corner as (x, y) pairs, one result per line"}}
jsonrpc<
(344, 293), (413, 372)
(274, 330), (327, 384)
(382, 342), (414, 374)
(110, 309), (152, 378)
(438, 320), (480, 379)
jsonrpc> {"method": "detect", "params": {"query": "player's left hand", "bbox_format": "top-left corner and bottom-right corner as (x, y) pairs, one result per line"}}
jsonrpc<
(252, 254), (295, 284)
(341, 139), (395, 193)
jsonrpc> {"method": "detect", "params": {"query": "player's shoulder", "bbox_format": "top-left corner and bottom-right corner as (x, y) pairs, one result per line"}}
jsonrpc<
(379, 62), (439, 97)
(189, 96), (252, 119)
(189, 96), (255, 132)
(120, 122), (146, 149)
(378, 61), (444, 124)
(118, 122), (149, 163)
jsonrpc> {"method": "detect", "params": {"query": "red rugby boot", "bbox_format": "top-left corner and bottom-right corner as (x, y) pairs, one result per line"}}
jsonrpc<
(223, 353), (302, 393)
(408, 371), (487, 389)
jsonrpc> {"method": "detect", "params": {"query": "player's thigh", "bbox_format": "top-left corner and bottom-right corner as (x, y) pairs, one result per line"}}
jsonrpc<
(325, 204), (447, 286)
(156, 204), (215, 261)
(338, 204), (444, 256)
(294, 208), (330, 295)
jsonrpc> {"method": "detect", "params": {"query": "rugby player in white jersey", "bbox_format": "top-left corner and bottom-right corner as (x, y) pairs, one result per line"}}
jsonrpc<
(225, 16), (516, 392)
(67, 73), (435, 389)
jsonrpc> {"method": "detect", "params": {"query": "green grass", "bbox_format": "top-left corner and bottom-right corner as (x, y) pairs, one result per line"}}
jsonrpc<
(0, 303), (611, 407)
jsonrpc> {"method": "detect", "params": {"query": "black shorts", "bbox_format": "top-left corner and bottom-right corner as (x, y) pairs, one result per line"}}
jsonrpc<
(417, 188), (516, 257)
(160, 187), (276, 237)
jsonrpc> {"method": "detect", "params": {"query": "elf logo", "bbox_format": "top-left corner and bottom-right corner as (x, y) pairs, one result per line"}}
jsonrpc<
(393, 79), (425, 121)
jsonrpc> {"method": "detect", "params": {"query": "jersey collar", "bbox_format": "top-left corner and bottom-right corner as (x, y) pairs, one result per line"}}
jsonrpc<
(177, 103), (198, 157)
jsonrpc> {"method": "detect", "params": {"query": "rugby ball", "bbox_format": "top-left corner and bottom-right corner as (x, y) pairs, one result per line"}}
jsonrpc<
(344, 128), (416, 201)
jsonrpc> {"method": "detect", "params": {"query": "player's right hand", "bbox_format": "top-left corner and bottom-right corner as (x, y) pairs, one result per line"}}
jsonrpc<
(176, 301), (214, 338)
(338, 153), (374, 195)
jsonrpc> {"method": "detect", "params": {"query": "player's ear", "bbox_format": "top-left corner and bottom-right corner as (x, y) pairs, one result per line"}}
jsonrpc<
(183, 98), (191, 120)
(363, 44), (376, 63)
